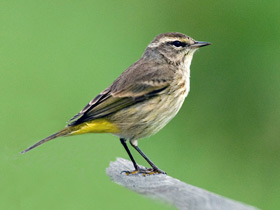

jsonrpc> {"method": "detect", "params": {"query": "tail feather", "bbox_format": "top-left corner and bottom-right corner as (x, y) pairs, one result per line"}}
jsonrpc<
(21, 127), (71, 154)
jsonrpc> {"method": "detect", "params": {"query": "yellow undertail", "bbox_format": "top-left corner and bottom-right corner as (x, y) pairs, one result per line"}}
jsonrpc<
(70, 119), (119, 135)
(21, 119), (119, 154)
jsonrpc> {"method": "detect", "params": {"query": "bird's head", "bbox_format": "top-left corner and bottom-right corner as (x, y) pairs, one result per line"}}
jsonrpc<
(145, 32), (210, 65)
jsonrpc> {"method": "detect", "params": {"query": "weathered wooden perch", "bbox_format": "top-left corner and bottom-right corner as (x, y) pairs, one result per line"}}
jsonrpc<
(106, 158), (260, 210)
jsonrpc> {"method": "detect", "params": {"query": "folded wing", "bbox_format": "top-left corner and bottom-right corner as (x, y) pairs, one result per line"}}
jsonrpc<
(68, 60), (175, 126)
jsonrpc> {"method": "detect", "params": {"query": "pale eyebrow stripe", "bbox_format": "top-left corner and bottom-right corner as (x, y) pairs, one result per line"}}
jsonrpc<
(148, 37), (190, 48)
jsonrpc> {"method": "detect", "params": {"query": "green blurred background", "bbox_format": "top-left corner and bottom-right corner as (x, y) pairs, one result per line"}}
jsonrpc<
(1, 0), (279, 209)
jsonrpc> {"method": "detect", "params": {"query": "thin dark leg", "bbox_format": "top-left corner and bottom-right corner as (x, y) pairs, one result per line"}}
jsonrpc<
(120, 138), (138, 171)
(130, 142), (166, 174)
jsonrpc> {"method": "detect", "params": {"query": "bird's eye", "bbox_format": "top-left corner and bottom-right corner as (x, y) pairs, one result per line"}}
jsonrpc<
(170, 41), (187, 47)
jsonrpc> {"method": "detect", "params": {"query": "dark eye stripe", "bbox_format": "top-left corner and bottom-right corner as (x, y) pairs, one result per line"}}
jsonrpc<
(170, 40), (187, 47)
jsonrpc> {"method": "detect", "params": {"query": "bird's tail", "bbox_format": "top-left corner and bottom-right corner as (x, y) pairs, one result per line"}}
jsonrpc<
(20, 118), (119, 154)
(20, 127), (72, 154)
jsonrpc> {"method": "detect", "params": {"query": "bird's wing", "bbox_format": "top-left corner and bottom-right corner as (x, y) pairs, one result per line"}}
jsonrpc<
(68, 60), (175, 126)
(67, 87), (111, 124)
(68, 82), (169, 126)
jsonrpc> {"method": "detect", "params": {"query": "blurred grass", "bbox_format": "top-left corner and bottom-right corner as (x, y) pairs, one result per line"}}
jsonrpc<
(1, 0), (279, 210)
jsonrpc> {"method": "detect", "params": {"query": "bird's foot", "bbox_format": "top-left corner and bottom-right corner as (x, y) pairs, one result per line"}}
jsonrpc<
(121, 167), (166, 176)
(149, 168), (166, 175)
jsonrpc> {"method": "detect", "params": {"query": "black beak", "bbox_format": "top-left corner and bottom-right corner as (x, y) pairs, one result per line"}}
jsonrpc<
(191, 41), (211, 48)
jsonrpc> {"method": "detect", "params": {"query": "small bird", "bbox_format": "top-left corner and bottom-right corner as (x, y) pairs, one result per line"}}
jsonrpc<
(21, 32), (210, 174)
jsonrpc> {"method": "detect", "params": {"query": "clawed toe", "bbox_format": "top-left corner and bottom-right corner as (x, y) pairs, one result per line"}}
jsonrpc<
(121, 168), (166, 176)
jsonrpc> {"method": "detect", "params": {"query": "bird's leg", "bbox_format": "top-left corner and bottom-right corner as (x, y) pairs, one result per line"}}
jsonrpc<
(130, 141), (166, 174)
(120, 138), (141, 174)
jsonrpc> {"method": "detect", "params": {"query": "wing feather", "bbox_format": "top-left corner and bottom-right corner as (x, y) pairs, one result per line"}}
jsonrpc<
(67, 88), (111, 124)
(69, 84), (169, 126)
(68, 60), (175, 126)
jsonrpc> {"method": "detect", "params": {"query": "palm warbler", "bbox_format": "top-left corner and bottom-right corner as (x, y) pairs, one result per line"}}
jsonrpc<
(21, 32), (210, 174)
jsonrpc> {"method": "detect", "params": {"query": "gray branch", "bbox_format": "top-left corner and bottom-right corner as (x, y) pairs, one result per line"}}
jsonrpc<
(106, 158), (260, 210)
